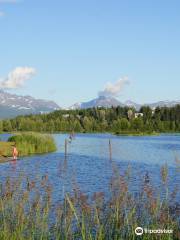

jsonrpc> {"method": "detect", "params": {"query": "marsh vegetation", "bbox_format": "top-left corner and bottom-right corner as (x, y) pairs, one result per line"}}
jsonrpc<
(8, 132), (57, 156)
(0, 133), (56, 161)
(0, 163), (179, 239)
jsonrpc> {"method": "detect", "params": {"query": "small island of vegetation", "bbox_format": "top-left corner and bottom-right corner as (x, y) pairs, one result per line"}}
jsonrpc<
(0, 132), (56, 162)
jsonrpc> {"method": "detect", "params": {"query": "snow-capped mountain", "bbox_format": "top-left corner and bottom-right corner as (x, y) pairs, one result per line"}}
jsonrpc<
(69, 96), (180, 110)
(0, 90), (60, 118)
(147, 100), (180, 109)
(69, 96), (123, 109)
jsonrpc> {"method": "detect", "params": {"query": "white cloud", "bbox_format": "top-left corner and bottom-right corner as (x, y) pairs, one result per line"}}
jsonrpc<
(0, 67), (36, 89)
(98, 76), (129, 98)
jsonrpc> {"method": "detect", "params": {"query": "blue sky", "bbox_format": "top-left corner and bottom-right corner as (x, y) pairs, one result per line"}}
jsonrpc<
(0, 0), (180, 107)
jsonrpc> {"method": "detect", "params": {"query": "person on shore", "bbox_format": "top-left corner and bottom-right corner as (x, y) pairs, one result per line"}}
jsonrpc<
(12, 144), (18, 161)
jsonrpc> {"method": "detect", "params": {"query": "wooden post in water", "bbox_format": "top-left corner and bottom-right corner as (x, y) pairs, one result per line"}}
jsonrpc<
(63, 139), (68, 171)
(109, 139), (112, 161)
(65, 139), (68, 161)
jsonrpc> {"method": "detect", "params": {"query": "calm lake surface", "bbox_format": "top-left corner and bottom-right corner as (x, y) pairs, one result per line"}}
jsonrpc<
(0, 133), (180, 202)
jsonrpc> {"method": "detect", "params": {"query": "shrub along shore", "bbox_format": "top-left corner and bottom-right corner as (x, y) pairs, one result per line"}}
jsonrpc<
(0, 132), (57, 161)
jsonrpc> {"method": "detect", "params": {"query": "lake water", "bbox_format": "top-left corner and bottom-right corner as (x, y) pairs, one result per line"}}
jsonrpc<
(0, 133), (180, 202)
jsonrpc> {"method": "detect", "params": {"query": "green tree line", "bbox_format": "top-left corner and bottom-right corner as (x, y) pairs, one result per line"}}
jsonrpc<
(0, 105), (180, 133)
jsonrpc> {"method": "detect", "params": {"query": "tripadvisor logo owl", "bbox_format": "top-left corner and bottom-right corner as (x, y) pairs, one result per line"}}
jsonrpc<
(135, 227), (173, 235)
(135, 227), (143, 236)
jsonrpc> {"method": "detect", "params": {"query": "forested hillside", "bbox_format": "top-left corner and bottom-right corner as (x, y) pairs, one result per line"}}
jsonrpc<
(1, 105), (180, 133)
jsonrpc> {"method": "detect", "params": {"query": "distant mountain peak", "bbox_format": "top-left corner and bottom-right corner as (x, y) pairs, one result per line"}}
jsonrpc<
(69, 96), (123, 110)
(0, 91), (61, 118)
(69, 97), (180, 110)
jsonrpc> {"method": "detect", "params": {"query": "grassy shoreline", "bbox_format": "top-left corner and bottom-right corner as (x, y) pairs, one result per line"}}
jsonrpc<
(0, 132), (57, 161)
(114, 131), (160, 136)
(1, 130), (164, 136)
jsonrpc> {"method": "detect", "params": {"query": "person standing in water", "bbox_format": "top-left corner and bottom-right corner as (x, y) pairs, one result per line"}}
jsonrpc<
(12, 144), (18, 161)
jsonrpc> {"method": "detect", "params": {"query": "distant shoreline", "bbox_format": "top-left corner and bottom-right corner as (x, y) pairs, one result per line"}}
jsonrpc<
(1, 130), (180, 136)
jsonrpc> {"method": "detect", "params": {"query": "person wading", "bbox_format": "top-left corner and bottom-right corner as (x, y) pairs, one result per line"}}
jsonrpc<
(12, 144), (18, 161)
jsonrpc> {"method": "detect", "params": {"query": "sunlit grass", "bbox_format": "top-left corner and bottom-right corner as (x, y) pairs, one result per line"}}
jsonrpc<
(8, 132), (57, 156)
(0, 142), (14, 159)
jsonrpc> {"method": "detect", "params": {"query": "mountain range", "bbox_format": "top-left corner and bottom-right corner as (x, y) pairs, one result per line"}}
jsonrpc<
(69, 96), (180, 110)
(0, 90), (60, 118)
(0, 91), (179, 119)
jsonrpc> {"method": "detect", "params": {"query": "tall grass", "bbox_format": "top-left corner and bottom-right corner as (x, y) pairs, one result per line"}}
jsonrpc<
(0, 163), (179, 239)
(8, 132), (57, 156)
(0, 142), (14, 158)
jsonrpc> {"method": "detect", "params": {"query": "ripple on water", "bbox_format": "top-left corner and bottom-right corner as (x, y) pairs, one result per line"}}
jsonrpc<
(0, 133), (179, 202)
